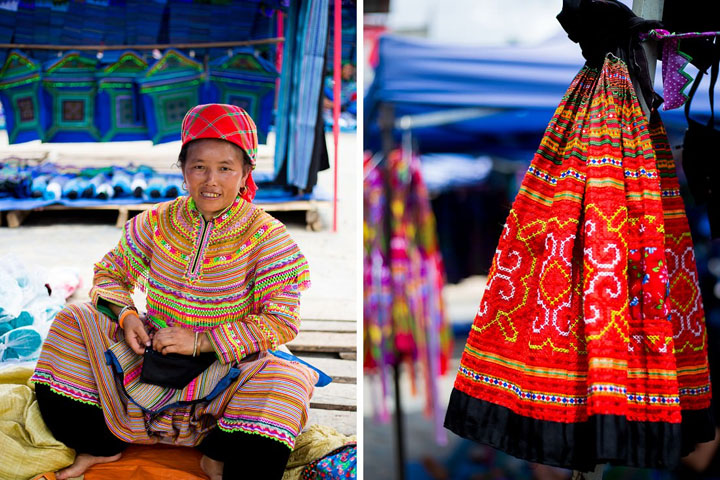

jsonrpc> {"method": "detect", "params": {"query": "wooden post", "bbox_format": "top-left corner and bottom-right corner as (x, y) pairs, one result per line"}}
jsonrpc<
(6, 210), (30, 228)
(116, 207), (129, 228)
(0, 38), (284, 51)
(572, 464), (605, 480)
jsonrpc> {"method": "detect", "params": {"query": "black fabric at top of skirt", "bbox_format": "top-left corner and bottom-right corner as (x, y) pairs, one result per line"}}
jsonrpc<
(556, 0), (663, 111)
(445, 388), (716, 471)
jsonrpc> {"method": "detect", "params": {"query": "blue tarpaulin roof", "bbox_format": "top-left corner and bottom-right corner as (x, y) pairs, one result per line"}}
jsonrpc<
(365, 34), (717, 156)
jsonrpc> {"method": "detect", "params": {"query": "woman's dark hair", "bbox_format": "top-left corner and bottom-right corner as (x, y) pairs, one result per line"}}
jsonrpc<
(177, 139), (252, 174)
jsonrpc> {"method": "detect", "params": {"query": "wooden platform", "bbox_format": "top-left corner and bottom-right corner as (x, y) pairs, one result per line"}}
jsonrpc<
(0, 198), (327, 230)
(290, 318), (357, 435)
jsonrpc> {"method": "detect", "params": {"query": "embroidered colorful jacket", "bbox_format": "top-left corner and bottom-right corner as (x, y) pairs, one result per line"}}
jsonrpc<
(91, 194), (310, 359)
(32, 194), (316, 449)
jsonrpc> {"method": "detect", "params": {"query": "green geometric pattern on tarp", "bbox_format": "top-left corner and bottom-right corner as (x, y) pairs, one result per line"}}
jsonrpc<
(45, 52), (97, 75)
(152, 88), (199, 144)
(223, 92), (258, 117)
(99, 51), (147, 76)
(143, 49), (203, 78)
(0, 51), (45, 143)
(138, 49), (203, 144)
(96, 51), (149, 141)
(42, 51), (100, 142)
(216, 84), (273, 142)
(208, 48), (278, 144)
(6, 90), (43, 143)
(43, 88), (100, 141)
(219, 54), (266, 75)
(0, 50), (40, 80)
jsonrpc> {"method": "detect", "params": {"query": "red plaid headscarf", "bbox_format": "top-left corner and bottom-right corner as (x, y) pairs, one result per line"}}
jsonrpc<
(181, 104), (258, 202)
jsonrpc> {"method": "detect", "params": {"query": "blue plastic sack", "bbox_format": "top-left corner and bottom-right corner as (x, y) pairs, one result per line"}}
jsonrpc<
(269, 350), (333, 387)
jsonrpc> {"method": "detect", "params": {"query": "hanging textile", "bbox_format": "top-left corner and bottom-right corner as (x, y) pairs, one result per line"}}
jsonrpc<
(638, 29), (720, 111)
(60, 1), (124, 49)
(661, 0), (720, 73)
(0, 4), (15, 68)
(95, 51), (149, 142)
(679, 58), (720, 239)
(325, 0), (356, 68)
(125, 0), (167, 45)
(167, 0), (210, 45)
(0, 50), (46, 144)
(136, 49), (202, 145)
(13, 2), (54, 63)
(41, 51), (100, 143)
(445, 52), (714, 471)
(203, 48), (279, 144)
(364, 150), (453, 443)
(274, 0), (330, 191)
(431, 186), (509, 285)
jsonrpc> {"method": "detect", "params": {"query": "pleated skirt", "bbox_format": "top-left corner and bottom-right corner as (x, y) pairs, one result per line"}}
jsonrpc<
(445, 55), (714, 470)
(31, 302), (317, 449)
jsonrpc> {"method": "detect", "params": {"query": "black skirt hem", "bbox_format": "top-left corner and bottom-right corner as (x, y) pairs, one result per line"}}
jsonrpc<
(444, 388), (716, 471)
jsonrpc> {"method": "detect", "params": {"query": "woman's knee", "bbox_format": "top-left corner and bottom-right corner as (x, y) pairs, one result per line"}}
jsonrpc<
(263, 357), (317, 399)
(47, 302), (115, 340)
(49, 303), (95, 331)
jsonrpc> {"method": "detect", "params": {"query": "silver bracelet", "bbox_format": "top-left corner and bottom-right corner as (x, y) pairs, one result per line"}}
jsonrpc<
(193, 331), (199, 357)
(118, 305), (137, 321)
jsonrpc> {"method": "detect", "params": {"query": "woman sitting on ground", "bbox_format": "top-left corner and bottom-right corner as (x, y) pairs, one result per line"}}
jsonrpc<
(31, 104), (318, 480)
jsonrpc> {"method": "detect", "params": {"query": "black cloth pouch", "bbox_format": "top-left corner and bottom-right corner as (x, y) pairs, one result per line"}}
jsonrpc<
(140, 347), (217, 390)
(683, 55), (720, 239)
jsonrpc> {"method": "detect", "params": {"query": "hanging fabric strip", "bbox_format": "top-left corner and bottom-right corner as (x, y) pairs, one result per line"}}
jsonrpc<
(273, 0), (330, 191)
(643, 29), (720, 110)
(363, 149), (453, 444)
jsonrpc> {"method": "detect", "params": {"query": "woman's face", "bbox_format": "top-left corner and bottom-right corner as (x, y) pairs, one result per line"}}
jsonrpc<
(182, 139), (250, 221)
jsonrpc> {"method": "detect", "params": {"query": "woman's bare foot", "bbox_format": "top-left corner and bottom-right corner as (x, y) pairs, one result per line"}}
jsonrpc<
(201, 455), (224, 480)
(56, 452), (122, 480)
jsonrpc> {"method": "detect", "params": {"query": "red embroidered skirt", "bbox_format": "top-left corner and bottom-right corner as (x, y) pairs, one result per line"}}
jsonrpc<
(444, 56), (714, 470)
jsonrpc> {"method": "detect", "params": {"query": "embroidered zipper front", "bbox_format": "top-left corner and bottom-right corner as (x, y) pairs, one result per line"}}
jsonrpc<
(188, 217), (213, 280)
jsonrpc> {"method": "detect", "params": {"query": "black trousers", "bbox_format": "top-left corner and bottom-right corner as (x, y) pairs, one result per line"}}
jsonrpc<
(35, 384), (291, 479)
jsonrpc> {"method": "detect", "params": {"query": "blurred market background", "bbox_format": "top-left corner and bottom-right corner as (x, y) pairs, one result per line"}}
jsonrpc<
(363, 1), (720, 479)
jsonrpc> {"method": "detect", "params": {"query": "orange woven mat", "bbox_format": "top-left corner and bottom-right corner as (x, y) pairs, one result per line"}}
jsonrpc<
(83, 445), (208, 480)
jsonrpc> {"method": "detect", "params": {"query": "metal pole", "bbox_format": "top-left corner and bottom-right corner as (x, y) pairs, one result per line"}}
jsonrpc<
(332, 0), (341, 233)
(393, 362), (407, 480)
(632, 0), (664, 117)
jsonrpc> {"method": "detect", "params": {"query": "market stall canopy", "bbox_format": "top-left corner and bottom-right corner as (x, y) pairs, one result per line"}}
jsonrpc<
(365, 33), (719, 155)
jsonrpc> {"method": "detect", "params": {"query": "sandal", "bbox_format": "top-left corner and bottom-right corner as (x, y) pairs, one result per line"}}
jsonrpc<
(30, 473), (57, 480)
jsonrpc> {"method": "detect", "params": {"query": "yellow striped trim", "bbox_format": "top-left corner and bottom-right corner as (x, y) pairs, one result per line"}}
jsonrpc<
(586, 178), (625, 189)
(588, 357), (628, 370)
(518, 187), (552, 206)
(464, 346), (588, 380)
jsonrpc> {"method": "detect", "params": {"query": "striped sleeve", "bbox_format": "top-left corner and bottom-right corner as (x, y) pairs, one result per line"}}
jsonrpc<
(90, 209), (154, 311)
(207, 220), (310, 363)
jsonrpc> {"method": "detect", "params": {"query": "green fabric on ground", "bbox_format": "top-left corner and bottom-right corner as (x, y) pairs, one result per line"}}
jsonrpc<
(0, 364), (75, 480)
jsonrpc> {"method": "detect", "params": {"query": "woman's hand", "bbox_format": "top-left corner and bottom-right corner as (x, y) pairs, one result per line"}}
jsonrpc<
(152, 326), (196, 355)
(122, 314), (151, 355)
